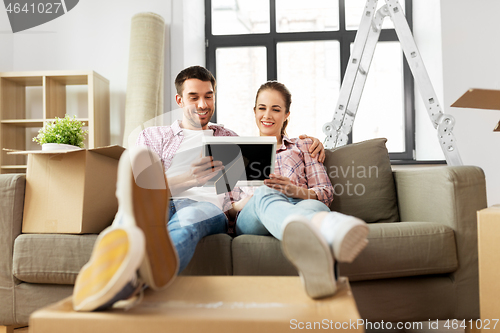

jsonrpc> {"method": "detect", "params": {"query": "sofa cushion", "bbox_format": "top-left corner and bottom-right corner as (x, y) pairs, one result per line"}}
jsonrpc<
(338, 222), (458, 281)
(323, 138), (400, 223)
(179, 234), (234, 276)
(232, 222), (458, 281)
(13, 233), (234, 285)
(232, 235), (298, 276)
(13, 234), (97, 285)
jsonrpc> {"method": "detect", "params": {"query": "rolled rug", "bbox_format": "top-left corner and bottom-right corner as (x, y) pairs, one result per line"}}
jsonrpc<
(123, 12), (165, 148)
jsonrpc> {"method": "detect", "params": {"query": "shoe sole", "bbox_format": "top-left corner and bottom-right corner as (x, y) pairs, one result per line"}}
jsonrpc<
(282, 218), (336, 299)
(73, 226), (144, 311)
(334, 223), (369, 263)
(126, 148), (179, 290)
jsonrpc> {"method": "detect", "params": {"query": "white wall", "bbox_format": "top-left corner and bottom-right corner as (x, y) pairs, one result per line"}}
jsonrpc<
(170, 0), (206, 110)
(11, 0), (173, 144)
(1, 0), (206, 145)
(413, 0), (500, 205)
(440, 0), (500, 205)
(412, 0), (445, 161)
(0, 5), (13, 71)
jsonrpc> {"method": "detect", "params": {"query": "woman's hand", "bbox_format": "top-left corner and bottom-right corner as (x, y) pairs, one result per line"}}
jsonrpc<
(233, 195), (253, 212)
(264, 174), (318, 200)
(228, 195), (253, 219)
(298, 134), (325, 163)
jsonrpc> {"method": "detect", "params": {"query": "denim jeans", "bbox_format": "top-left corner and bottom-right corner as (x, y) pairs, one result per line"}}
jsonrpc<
(167, 199), (228, 273)
(236, 186), (330, 240)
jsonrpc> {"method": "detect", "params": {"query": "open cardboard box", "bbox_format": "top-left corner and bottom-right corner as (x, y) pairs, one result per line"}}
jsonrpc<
(30, 276), (362, 333)
(452, 88), (500, 131)
(7, 145), (125, 234)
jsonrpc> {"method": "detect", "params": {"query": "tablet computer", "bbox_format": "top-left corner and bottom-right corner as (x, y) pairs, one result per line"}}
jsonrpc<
(202, 136), (277, 193)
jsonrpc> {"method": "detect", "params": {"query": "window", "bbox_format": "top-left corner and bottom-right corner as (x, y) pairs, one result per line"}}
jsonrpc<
(206, 0), (414, 160)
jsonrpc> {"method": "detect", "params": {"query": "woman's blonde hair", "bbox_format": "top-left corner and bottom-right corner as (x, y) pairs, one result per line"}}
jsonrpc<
(254, 81), (292, 138)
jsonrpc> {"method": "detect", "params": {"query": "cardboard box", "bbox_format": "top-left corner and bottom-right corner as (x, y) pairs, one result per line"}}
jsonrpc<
(9, 146), (125, 234)
(452, 88), (500, 131)
(477, 205), (500, 331)
(30, 276), (363, 333)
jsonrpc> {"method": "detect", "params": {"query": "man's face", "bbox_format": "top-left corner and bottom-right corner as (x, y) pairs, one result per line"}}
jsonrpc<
(176, 79), (215, 130)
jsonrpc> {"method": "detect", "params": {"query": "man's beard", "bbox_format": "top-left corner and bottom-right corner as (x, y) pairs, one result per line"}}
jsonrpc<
(188, 108), (212, 128)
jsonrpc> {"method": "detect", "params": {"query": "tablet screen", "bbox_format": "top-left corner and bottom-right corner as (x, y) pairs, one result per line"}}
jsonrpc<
(204, 143), (274, 181)
(202, 137), (277, 193)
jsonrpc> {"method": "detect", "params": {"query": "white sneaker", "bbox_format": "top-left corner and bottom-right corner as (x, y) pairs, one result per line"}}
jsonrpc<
(73, 147), (179, 311)
(281, 215), (337, 299)
(117, 147), (179, 291)
(73, 225), (145, 311)
(320, 212), (369, 263)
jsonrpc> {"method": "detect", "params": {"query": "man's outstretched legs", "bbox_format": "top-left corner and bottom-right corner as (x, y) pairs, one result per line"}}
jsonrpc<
(73, 147), (178, 311)
(167, 199), (228, 273)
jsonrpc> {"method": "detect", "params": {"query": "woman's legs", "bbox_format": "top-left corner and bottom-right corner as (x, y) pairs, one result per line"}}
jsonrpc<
(235, 186), (330, 239)
(234, 186), (339, 299)
(281, 215), (337, 299)
(235, 185), (369, 299)
(167, 199), (228, 273)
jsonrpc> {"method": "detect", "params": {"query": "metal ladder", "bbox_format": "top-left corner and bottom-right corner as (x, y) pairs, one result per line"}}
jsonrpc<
(322, 0), (462, 166)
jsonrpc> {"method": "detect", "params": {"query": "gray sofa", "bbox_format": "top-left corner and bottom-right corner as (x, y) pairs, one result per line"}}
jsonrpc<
(0, 164), (487, 327)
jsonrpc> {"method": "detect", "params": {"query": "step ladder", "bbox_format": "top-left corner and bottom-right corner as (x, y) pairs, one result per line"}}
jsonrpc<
(322, 0), (462, 166)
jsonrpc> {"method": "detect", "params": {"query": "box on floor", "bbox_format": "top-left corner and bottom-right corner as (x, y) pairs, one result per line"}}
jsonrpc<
(477, 205), (500, 331)
(30, 276), (363, 333)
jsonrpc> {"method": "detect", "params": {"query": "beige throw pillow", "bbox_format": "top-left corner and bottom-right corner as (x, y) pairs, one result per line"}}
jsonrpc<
(323, 138), (399, 223)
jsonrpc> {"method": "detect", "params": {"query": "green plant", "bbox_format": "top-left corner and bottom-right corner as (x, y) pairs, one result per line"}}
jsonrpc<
(33, 115), (89, 148)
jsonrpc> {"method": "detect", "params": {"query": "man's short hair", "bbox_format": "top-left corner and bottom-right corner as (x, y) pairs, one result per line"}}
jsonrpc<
(175, 66), (216, 96)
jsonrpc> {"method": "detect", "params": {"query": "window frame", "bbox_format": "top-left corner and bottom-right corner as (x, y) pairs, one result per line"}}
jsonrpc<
(205, 0), (415, 161)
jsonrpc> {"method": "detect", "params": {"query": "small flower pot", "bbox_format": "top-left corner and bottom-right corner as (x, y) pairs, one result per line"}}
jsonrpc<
(41, 143), (82, 152)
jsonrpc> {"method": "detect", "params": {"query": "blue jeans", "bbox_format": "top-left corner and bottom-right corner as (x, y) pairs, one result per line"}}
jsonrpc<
(167, 199), (228, 273)
(236, 186), (330, 240)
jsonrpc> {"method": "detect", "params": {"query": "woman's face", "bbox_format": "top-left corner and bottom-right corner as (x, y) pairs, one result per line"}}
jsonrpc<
(254, 89), (289, 138)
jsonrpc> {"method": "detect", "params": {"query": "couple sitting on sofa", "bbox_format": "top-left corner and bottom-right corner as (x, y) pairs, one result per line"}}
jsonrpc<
(72, 66), (369, 311)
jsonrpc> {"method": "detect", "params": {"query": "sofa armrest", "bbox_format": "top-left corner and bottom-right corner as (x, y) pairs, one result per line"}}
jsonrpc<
(393, 165), (487, 319)
(394, 166), (487, 225)
(0, 174), (26, 325)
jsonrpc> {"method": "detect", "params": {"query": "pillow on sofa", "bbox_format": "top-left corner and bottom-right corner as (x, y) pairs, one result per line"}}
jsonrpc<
(323, 138), (399, 223)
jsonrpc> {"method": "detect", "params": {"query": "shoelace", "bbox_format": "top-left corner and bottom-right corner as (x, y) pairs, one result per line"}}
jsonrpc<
(122, 283), (146, 311)
(112, 278), (147, 311)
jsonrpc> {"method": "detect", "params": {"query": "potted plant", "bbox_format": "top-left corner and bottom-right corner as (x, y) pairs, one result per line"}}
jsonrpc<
(33, 115), (89, 151)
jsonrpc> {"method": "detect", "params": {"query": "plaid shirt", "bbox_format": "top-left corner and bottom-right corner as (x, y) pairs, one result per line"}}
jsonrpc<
(275, 136), (334, 206)
(136, 120), (238, 171)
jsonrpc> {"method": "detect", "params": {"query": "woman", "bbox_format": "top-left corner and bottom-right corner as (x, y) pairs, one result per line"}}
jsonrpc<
(230, 81), (369, 299)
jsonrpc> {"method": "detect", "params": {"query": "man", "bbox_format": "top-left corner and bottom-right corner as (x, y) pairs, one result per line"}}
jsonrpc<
(72, 66), (362, 311)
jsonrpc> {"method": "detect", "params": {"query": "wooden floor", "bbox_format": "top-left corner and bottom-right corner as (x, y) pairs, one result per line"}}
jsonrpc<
(8, 324), (483, 333)
(0, 327), (28, 333)
(8, 323), (478, 333)
(13, 328), (28, 333)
